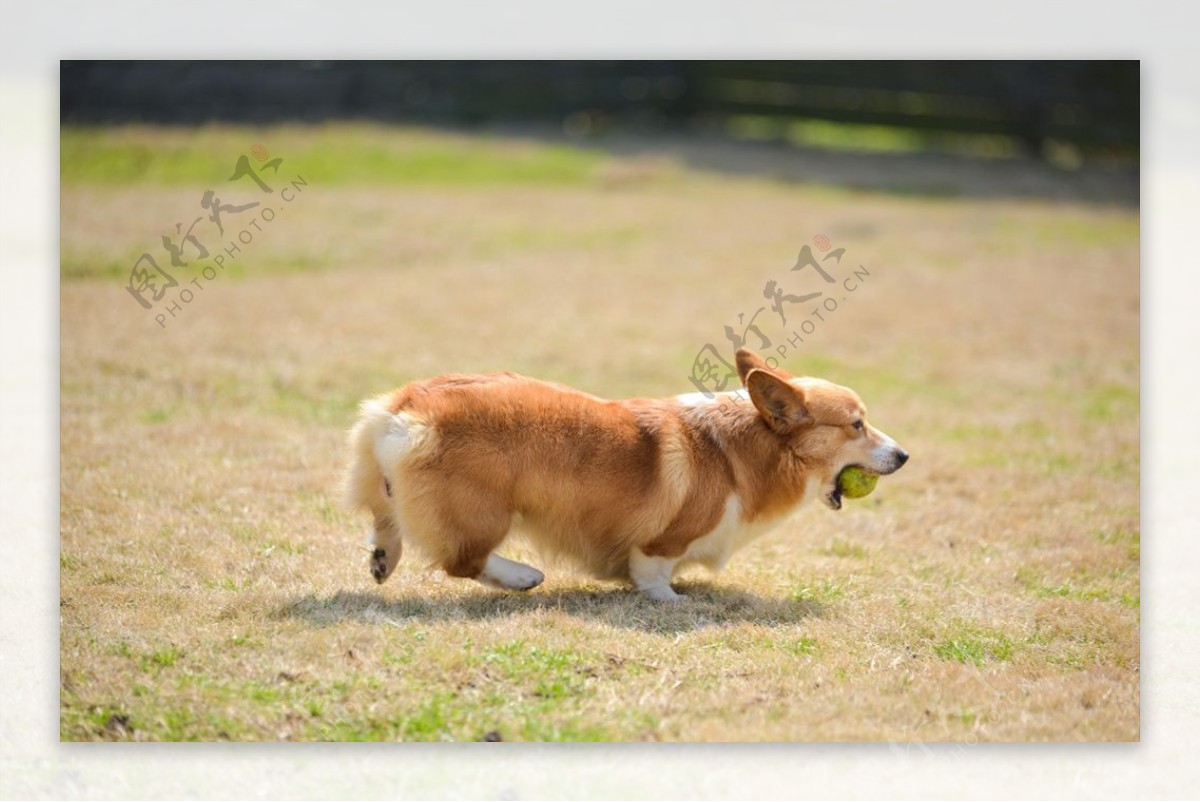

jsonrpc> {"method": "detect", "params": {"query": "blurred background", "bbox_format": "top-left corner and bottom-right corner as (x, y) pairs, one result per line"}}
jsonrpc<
(62, 60), (1138, 202)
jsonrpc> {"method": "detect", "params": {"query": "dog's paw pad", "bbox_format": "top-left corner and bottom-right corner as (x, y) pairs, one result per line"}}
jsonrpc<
(370, 549), (389, 583)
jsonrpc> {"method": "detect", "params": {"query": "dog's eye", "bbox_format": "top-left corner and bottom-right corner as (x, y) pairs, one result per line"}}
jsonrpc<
(853, 420), (865, 432)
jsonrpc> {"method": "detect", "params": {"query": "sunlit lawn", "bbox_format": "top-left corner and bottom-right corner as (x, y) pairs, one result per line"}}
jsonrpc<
(60, 124), (1138, 741)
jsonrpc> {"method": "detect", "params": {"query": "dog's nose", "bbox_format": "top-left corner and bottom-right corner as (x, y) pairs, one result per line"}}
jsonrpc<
(895, 449), (909, 467)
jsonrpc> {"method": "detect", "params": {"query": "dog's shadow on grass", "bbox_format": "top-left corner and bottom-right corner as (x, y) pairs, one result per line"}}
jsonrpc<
(280, 582), (822, 634)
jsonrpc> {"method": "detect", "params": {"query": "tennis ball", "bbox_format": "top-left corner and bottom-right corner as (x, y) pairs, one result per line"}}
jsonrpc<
(837, 466), (878, 499)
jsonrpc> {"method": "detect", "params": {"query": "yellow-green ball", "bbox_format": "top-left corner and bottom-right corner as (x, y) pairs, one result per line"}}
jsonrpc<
(837, 466), (878, 499)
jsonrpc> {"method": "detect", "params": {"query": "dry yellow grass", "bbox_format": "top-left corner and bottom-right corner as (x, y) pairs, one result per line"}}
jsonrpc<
(60, 125), (1138, 741)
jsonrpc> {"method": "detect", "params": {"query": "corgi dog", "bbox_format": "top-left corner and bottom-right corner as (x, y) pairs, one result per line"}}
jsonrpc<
(342, 349), (907, 602)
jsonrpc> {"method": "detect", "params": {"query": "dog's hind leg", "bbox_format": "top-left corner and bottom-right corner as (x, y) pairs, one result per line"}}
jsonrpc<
(369, 513), (402, 583)
(443, 536), (545, 592)
(432, 507), (544, 592)
(476, 553), (544, 591)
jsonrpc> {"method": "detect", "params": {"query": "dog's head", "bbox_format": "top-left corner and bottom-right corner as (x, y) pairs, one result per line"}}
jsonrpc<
(735, 349), (908, 511)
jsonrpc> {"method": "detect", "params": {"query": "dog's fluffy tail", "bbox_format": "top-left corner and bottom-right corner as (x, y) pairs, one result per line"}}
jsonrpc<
(341, 394), (398, 518)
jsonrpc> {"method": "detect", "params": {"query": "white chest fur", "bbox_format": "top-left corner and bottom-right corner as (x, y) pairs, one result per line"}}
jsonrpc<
(680, 470), (825, 573)
(680, 495), (779, 572)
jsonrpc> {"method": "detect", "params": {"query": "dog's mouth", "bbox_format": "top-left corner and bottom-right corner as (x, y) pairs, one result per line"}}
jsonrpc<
(823, 465), (876, 511)
(823, 471), (849, 511)
(824, 484), (843, 511)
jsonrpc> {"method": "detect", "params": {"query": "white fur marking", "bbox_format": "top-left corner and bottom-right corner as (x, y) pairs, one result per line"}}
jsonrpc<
(373, 412), (414, 472)
(681, 495), (769, 571)
(629, 549), (682, 602)
(674, 389), (749, 407)
(680, 495), (743, 571)
(477, 554), (544, 591)
(870, 428), (904, 471)
(682, 490), (817, 572)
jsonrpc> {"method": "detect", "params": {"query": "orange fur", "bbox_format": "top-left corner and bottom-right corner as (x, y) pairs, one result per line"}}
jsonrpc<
(342, 348), (908, 599)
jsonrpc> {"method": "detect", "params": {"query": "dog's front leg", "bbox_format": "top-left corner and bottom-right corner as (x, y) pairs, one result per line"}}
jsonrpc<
(629, 548), (684, 602)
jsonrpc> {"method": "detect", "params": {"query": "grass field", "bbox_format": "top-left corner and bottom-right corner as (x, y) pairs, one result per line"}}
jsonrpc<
(59, 124), (1139, 741)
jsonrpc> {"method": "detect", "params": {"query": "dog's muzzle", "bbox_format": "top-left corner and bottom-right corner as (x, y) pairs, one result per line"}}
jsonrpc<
(824, 447), (909, 511)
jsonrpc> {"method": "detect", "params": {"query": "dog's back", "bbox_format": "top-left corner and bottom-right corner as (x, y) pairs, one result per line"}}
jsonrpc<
(346, 373), (698, 579)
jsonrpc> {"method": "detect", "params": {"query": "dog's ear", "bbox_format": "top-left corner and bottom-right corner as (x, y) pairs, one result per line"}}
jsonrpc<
(735, 349), (770, 385)
(745, 368), (810, 432)
(736, 349), (794, 385)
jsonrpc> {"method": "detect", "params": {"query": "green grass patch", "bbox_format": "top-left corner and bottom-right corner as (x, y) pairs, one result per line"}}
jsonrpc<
(722, 114), (1023, 161)
(730, 115), (924, 154)
(71, 705), (136, 739)
(1033, 582), (1112, 602)
(1016, 565), (1137, 606)
(945, 423), (1004, 443)
(782, 636), (819, 657)
(964, 446), (1082, 474)
(1082, 383), (1139, 423)
(108, 641), (134, 659)
(317, 690), (619, 742)
(62, 124), (606, 187)
(265, 376), (362, 426)
(790, 578), (847, 603)
(933, 627), (1015, 665)
(820, 538), (867, 559)
(472, 641), (583, 681)
(312, 671), (624, 742)
(140, 646), (182, 671)
(61, 246), (337, 281)
(1032, 217), (1140, 248)
(159, 708), (203, 741)
(475, 224), (645, 258)
(201, 576), (240, 592)
(139, 408), (172, 424)
(258, 539), (306, 557)
(61, 250), (141, 281)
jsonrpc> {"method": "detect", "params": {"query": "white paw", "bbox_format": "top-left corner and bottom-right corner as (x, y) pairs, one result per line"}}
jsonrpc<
(479, 554), (545, 591)
(641, 584), (685, 603)
(629, 549), (683, 602)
